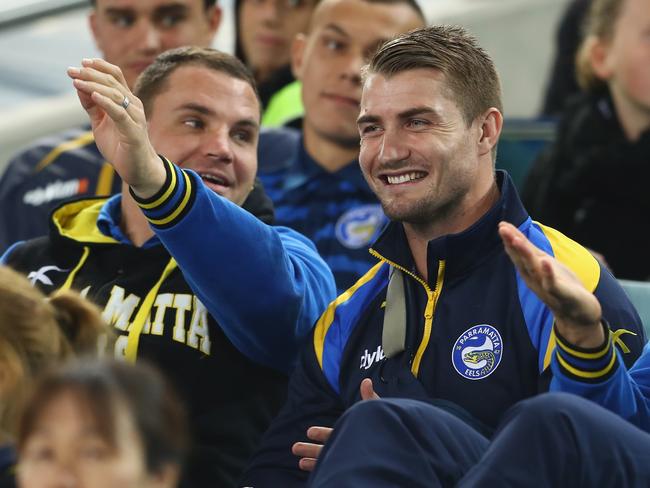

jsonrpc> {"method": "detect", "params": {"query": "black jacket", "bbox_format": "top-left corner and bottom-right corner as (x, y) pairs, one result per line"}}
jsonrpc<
(523, 90), (650, 280)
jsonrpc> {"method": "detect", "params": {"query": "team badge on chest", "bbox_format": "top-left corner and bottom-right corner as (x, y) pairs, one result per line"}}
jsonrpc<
(335, 204), (386, 249)
(452, 325), (503, 380)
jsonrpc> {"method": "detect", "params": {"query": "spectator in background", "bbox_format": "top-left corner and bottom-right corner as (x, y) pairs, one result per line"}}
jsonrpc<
(541, 0), (591, 116)
(258, 0), (425, 293)
(0, 266), (109, 488)
(16, 359), (188, 488)
(241, 25), (644, 487)
(234, 0), (320, 126)
(0, 0), (223, 253)
(523, 0), (650, 280)
(3, 47), (335, 487)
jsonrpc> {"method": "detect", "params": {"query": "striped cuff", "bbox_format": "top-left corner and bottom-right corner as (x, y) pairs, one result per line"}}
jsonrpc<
(129, 156), (197, 229)
(554, 321), (619, 383)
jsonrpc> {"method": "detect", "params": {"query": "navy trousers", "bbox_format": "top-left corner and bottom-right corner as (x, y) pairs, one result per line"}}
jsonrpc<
(308, 393), (650, 488)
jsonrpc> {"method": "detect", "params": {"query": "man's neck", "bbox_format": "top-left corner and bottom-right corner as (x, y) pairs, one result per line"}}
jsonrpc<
(120, 184), (155, 247)
(404, 179), (500, 282)
(610, 84), (650, 142)
(303, 123), (360, 173)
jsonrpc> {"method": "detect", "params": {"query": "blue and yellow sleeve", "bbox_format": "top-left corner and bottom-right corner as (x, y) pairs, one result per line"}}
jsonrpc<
(129, 156), (197, 229)
(553, 323), (619, 383)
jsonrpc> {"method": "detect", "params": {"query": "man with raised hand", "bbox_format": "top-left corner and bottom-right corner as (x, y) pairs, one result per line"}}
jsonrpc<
(3, 48), (335, 488)
(0, 0), (223, 253)
(241, 25), (645, 487)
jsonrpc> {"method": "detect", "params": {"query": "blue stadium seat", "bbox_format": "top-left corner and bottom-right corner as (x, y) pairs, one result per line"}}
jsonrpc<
(496, 118), (556, 191)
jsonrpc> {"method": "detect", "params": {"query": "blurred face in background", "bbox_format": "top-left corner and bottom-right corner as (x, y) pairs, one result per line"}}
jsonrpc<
(239, 0), (318, 83)
(292, 0), (424, 148)
(90, 0), (221, 87)
(17, 390), (177, 488)
(592, 0), (650, 121)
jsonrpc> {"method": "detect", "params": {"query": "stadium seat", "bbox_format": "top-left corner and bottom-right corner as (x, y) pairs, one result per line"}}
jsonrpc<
(619, 279), (650, 338)
(496, 118), (556, 191)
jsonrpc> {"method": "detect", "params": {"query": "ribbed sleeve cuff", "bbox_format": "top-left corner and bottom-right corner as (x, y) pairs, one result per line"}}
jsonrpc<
(129, 156), (197, 229)
(554, 321), (619, 384)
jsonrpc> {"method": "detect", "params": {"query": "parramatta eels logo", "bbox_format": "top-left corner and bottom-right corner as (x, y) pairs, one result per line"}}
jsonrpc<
(335, 204), (386, 249)
(452, 325), (503, 380)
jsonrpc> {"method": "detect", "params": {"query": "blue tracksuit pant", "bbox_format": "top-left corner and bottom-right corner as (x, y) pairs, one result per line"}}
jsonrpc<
(309, 393), (650, 487)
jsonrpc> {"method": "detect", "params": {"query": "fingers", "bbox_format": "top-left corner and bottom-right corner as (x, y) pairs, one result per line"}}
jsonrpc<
(298, 457), (317, 472)
(360, 377), (380, 400)
(307, 426), (332, 443)
(292, 442), (322, 459)
(83, 57), (129, 87)
(292, 442), (321, 471)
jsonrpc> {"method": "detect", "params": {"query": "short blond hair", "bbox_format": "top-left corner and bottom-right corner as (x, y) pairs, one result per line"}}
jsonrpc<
(576, 0), (625, 92)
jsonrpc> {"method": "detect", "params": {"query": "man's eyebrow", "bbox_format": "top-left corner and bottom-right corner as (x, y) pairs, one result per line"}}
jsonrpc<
(176, 104), (260, 130)
(397, 107), (442, 121)
(104, 7), (135, 16)
(322, 24), (350, 38)
(357, 114), (380, 126)
(176, 103), (215, 116)
(153, 3), (190, 17)
(233, 119), (260, 132)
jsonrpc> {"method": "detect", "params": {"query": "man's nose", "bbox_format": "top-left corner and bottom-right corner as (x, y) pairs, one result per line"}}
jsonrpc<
(340, 52), (364, 86)
(260, 0), (283, 23)
(138, 21), (163, 53)
(378, 128), (411, 165)
(204, 131), (234, 163)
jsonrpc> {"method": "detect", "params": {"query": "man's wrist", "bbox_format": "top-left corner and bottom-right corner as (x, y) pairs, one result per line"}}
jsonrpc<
(129, 150), (168, 199)
(554, 319), (605, 349)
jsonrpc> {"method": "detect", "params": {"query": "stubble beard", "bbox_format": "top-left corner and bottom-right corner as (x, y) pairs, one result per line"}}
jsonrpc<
(380, 187), (463, 233)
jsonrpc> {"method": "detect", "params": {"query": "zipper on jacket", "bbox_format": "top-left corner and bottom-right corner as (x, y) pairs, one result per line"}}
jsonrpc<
(369, 248), (446, 376)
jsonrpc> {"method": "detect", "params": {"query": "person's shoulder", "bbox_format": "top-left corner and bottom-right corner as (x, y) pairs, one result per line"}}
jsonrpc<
(258, 126), (302, 173)
(527, 221), (601, 292)
(4, 127), (100, 176)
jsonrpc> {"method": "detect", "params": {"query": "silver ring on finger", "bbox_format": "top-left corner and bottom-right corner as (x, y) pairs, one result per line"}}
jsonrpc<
(121, 96), (130, 110)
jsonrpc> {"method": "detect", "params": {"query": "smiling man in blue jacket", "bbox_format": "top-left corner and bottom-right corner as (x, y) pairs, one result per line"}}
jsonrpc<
(240, 25), (646, 487)
(2, 47), (336, 488)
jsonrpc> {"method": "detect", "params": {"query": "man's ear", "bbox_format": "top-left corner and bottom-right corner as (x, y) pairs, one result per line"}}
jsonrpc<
(205, 5), (222, 41)
(291, 34), (308, 81)
(477, 107), (503, 157)
(589, 36), (614, 81)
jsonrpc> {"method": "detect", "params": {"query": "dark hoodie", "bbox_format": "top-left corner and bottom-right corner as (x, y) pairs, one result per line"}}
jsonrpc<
(523, 89), (650, 280)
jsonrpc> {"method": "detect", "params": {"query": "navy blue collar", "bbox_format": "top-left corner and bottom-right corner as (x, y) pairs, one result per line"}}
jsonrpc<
(97, 194), (161, 249)
(282, 136), (371, 195)
(370, 171), (529, 286)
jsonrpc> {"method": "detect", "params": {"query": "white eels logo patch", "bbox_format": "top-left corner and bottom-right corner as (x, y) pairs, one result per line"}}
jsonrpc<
(452, 325), (503, 380)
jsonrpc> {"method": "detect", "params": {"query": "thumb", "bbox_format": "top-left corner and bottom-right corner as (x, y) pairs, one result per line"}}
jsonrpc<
(360, 378), (380, 400)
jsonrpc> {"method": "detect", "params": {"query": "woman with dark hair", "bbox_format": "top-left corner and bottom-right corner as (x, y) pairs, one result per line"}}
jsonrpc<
(16, 359), (189, 488)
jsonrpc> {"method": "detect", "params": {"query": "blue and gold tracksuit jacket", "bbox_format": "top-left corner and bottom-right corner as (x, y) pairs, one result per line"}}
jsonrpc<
(2, 158), (336, 488)
(241, 171), (646, 487)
